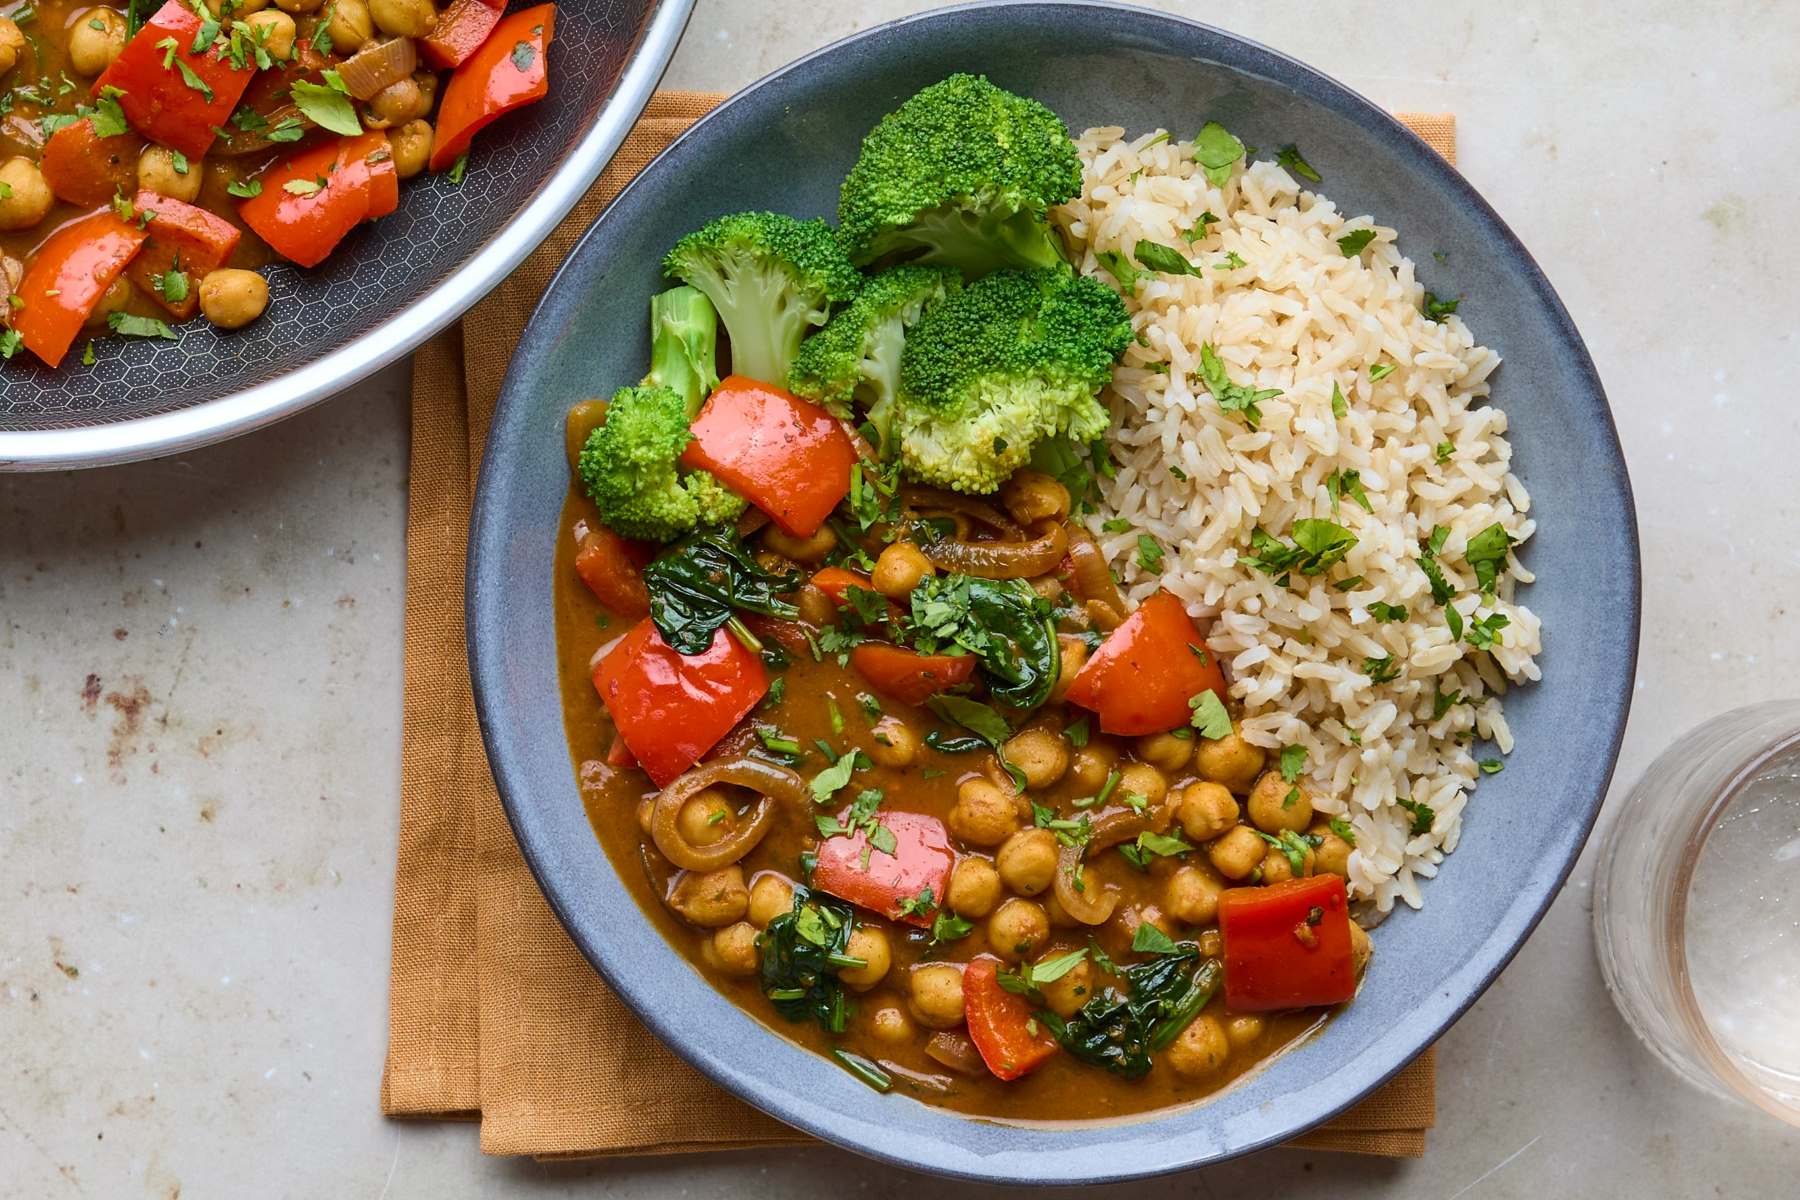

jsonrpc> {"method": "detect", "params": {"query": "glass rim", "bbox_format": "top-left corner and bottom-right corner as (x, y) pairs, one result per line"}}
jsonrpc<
(1661, 720), (1800, 1125)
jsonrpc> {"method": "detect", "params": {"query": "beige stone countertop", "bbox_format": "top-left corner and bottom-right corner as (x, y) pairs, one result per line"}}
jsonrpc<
(5, 1), (1800, 1195)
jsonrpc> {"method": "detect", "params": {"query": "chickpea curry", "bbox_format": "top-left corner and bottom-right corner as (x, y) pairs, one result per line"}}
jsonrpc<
(550, 76), (1376, 1120)
(0, 0), (557, 367)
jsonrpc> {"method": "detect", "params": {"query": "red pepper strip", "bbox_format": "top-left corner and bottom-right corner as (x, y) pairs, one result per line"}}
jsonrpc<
(590, 618), (767, 787)
(681, 376), (857, 537)
(963, 957), (1059, 1081)
(12, 212), (149, 368)
(812, 811), (954, 926)
(604, 735), (638, 770)
(849, 643), (977, 708)
(40, 118), (143, 208)
(429, 3), (556, 173)
(238, 131), (394, 268)
(126, 191), (242, 320)
(1218, 875), (1357, 1012)
(573, 523), (652, 617)
(1064, 589), (1228, 736)
(94, 0), (257, 159)
(808, 566), (872, 607)
(420, 0), (505, 69)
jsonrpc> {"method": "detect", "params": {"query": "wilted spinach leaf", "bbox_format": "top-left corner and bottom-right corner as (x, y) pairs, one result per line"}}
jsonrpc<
(1037, 949), (1221, 1078)
(643, 527), (803, 654)
(906, 574), (1060, 709)
(755, 886), (861, 1033)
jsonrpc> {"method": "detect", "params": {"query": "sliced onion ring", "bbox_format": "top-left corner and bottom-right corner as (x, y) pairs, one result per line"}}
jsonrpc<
(649, 757), (808, 871)
(920, 517), (1068, 580)
(338, 37), (419, 101)
(901, 485), (1022, 538)
(1054, 809), (1154, 925)
(1066, 528), (1128, 616)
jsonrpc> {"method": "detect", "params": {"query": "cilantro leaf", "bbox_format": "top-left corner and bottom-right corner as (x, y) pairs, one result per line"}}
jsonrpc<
(1135, 534), (1163, 572)
(1134, 240), (1197, 277)
(1278, 744), (1307, 783)
(1188, 689), (1232, 739)
(1464, 522), (1514, 595)
(1197, 342), (1281, 430)
(1130, 922), (1179, 955)
(290, 74), (362, 136)
(1095, 250), (1138, 291)
(1337, 228), (1376, 256)
(1194, 121), (1244, 187)
(1276, 143), (1322, 182)
(1397, 797), (1436, 836)
(1423, 291), (1461, 320)
(106, 312), (177, 340)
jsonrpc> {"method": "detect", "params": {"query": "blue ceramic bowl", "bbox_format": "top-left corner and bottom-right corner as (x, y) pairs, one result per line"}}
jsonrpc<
(469, 1), (1639, 1182)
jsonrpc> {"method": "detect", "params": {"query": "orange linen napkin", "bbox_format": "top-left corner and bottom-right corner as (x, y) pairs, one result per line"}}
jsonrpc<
(381, 91), (1452, 1161)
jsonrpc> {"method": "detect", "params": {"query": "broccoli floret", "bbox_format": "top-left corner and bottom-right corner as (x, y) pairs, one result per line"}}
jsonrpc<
(663, 210), (863, 387)
(786, 264), (961, 456)
(838, 73), (1082, 277)
(894, 269), (1131, 494)
(576, 287), (747, 541)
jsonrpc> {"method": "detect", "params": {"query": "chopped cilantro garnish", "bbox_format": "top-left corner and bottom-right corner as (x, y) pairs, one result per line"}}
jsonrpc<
(1337, 228), (1376, 256)
(1276, 143), (1322, 182)
(1188, 689), (1232, 739)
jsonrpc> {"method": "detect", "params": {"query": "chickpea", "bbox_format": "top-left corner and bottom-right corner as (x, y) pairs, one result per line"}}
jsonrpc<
(366, 78), (427, 129)
(1310, 822), (1353, 877)
(705, 921), (759, 976)
(666, 865), (748, 928)
(1178, 781), (1239, 843)
(866, 716), (919, 768)
(1135, 729), (1193, 774)
(244, 9), (296, 58)
(68, 8), (128, 76)
(863, 996), (915, 1046)
(1195, 727), (1266, 794)
(634, 797), (655, 835)
(389, 118), (433, 180)
(1162, 864), (1222, 925)
(84, 277), (131, 328)
(1037, 956), (1094, 1018)
(1349, 921), (1372, 975)
(746, 872), (794, 927)
(1002, 727), (1068, 791)
(1260, 842), (1314, 884)
(838, 925), (891, 991)
(1165, 1014), (1230, 1078)
(324, 0), (373, 52)
(987, 898), (1049, 961)
(871, 541), (933, 599)
(1050, 635), (1089, 704)
(908, 963), (966, 1029)
(795, 583), (837, 626)
(1248, 770), (1314, 833)
(1207, 825), (1266, 881)
(674, 787), (733, 847)
(273, 0), (321, 13)
(0, 18), (23, 77)
(411, 69), (438, 114)
(1116, 761), (1168, 808)
(949, 778), (1020, 848)
(0, 158), (54, 231)
(1196, 928), (1222, 958)
(1030, 575), (1063, 604)
(137, 146), (203, 203)
(1223, 1012), (1265, 1048)
(1066, 741), (1117, 793)
(369, 0), (435, 36)
(947, 856), (1002, 918)
(999, 469), (1070, 526)
(761, 522), (836, 564)
(996, 828), (1058, 897)
(198, 269), (270, 330)
(217, 0), (271, 15)
(1042, 891), (1080, 928)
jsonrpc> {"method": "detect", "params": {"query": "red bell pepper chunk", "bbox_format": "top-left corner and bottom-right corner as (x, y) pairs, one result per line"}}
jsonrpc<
(812, 810), (954, 926)
(40, 118), (143, 208)
(963, 957), (1059, 1081)
(680, 376), (857, 538)
(573, 521), (652, 617)
(238, 131), (395, 268)
(1219, 875), (1357, 1012)
(808, 566), (872, 608)
(94, 0), (257, 159)
(12, 212), (149, 368)
(604, 735), (638, 770)
(126, 191), (242, 320)
(591, 618), (767, 787)
(849, 643), (977, 708)
(429, 3), (556, 173)
(1064, 589), (1228, 736)
(420, 0), (505, 69)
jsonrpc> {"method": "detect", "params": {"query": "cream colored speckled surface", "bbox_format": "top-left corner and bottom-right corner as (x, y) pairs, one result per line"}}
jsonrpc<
(5, 1), (1800, 1195)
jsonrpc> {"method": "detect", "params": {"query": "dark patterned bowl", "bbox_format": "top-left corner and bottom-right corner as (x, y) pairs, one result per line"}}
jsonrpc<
(0, 0), (691, 470)
(470, 0), (1638, 1182)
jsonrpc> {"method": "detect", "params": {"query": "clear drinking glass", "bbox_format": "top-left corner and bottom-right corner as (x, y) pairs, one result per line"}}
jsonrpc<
(1593, 700), (1800, 1125)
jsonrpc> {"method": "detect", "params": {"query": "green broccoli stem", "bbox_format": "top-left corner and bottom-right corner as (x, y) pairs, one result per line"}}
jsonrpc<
(646, 286), (722, 416)
(715, 275), (817, 387)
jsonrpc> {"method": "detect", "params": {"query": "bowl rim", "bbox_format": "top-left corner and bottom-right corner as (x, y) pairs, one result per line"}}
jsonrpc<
(470, 0), (1642, 1181)
(0, 0), (696, 473)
